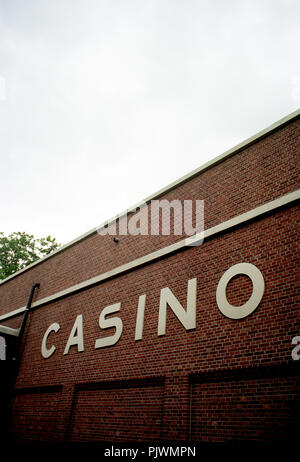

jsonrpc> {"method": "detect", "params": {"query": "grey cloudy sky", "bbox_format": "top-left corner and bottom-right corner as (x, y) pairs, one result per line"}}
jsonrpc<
(0, 0), (299, 245)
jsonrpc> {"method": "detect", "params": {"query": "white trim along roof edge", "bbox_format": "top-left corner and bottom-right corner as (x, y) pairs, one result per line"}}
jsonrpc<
(1, 108), (299, 286)
(0, 325), (20, 337)
(0, 188), (299, 322)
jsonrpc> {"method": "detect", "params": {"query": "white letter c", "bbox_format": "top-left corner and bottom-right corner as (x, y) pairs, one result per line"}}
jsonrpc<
(41, 322), (60, 358)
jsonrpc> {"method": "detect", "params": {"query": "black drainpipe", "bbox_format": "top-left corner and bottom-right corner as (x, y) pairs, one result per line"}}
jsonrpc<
(11, 282), (40, 370)
(14, 282), (40, 359)
(5, 283), (40, 440)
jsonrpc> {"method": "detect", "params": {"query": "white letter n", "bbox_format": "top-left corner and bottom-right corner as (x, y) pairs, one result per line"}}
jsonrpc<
(158, 278), (197, 336)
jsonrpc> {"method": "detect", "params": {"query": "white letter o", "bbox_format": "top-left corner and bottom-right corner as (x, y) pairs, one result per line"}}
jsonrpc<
(216, 263), (265, 320)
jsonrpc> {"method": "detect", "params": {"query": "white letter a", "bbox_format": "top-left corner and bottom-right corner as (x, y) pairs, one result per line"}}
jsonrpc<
(64, 314), (84, 355)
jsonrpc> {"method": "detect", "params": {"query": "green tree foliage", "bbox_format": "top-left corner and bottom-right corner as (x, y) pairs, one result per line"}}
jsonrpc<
(0, 232), (60, 280)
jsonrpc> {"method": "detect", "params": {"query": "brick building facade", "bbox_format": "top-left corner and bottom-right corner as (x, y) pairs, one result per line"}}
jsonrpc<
(0, 109), (299, 443)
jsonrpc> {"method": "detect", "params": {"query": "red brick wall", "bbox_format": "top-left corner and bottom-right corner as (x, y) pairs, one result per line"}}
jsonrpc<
(0, 118), (299, 317)
(69, 379), (164, 442)
(190, 369), (300, 441)
(2, 116), (300, 442)
(6, 204), (300, 442)
(8, 386), (63, 442)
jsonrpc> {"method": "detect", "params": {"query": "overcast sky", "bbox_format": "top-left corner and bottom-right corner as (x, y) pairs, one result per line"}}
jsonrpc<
(0, 0), (299, 245)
